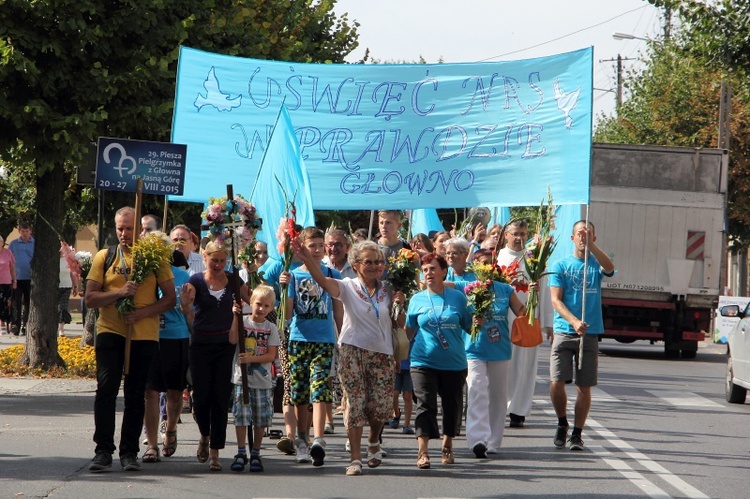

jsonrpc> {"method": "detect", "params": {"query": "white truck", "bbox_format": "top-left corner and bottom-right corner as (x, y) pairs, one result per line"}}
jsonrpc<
(590, 143), (728, 358)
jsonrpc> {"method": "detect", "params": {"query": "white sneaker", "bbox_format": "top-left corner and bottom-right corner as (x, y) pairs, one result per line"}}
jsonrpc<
(486, 447), (500, 454)
(310, 438), (326, 467)
(295, 438), (311, 463)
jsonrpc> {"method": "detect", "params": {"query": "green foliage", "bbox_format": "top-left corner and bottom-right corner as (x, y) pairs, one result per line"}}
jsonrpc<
(597, 4), (750, 248)
(0, 0), (359, 368)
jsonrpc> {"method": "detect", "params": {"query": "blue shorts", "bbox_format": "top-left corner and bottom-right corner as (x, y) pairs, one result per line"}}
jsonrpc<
(394, 370), (413, 392)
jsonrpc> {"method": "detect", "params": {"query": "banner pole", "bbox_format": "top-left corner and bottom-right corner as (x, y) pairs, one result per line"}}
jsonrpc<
(368, 210), (375, 240)
(578, 204), (590, 370)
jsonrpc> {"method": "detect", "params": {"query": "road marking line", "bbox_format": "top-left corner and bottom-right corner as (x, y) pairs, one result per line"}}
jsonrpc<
(589, 444), (671, 498)
(645, 390), (723, 408)
(539, 388), (710, 499)
(587, 418), (709, 498)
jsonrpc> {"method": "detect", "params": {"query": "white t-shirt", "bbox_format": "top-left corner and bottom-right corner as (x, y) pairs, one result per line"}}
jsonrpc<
(59, 257), (73, 288)
(336, 277), (393, 355)
(232, 318), (281, 389)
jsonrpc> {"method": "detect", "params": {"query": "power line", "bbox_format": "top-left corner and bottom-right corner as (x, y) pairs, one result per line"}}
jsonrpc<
(477, 5), (649, 61)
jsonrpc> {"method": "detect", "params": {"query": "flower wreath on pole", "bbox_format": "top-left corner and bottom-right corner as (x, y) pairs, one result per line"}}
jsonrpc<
(202, 194), (262, 255)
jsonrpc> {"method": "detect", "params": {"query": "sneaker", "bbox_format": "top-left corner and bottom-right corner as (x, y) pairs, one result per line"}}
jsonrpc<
(569, 434), (584, 451)
(402, 426), (415, 435)
(554, 426), (569, 449)
(509, 413), (525, 428)
(486, 447), (500, 454)
(276, 436), (295, 455)
(295, 438), (311, 463)
(388, 411), (401, 429)
(310, 438), (326, 467)
(472, 442), (488, 459)
(89, 452), (112, 472)
(120, 454), (141, 471)
(324, 421), (335, 434)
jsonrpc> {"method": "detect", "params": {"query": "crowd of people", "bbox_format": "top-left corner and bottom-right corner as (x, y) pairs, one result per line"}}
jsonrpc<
(19, 206), (612, 475)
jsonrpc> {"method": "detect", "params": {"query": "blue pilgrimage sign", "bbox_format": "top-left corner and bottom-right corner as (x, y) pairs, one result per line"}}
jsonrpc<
(95, 137), (187, 196)
(171, 46), (593, 208)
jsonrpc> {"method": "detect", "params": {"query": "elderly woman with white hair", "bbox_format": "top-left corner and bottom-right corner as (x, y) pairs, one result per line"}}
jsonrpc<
(292, 239), (405, 476)
(443, 238), (476, 285)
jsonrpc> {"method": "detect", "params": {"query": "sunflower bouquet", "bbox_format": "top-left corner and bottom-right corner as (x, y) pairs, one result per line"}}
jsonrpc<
(386, 248), (421, 314)
(117, 232), (173, 316)
(464, 279), (494, 343)
(524, 188), (558, 325)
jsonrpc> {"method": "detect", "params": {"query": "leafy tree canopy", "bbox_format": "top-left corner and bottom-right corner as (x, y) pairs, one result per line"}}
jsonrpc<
(597, 1), (750, 247)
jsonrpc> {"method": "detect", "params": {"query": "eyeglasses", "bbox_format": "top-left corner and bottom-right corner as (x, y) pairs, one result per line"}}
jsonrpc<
(172, 237), (188, 242)
(445, 251), (466, 256)
(325, 242), (344, 248)
(358, 259), (385, 266)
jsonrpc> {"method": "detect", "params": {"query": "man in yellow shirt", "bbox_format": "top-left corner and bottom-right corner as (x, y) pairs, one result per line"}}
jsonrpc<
(85, 207), (176, 472)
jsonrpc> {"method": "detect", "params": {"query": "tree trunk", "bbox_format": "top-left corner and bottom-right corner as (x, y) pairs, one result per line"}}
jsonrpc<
(80, 306), (97, 347)
(20, 165), (66, 369)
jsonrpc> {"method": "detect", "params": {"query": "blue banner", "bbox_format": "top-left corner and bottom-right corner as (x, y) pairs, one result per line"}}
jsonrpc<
(172, 47), (593, 208)
(251, 104), (315, 260)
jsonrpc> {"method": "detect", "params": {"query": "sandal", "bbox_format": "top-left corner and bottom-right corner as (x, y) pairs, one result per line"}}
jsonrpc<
(249, 455), (264, 472)
(345, 459), (362, 476)
(442, 446), (454, 465)
(142, 445), (160, 463)
(366, 444), (385, 468)
(230, 453), (247, 472)
(209, 456), (222, 471)
(417, 452), (430, 469)
(162, 430), (177, 457)
(197, 436), (209, 463)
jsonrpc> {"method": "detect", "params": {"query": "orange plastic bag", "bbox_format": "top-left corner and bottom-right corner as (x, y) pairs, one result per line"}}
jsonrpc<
(511, 316), (543, 347)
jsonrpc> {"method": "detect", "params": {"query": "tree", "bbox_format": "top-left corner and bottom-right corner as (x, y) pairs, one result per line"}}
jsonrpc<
(0, 0), (358, 369)
(596, 4), (750, 249)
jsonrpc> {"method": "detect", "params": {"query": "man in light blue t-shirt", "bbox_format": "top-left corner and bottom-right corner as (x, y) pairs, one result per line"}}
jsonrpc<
(548, 220), (614, 452)
(8, 222), (34, 336)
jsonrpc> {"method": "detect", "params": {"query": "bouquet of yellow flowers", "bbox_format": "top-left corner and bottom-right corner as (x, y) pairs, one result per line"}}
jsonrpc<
(470, 259), (526, 291)
(464, 279), (494, 343)
(117, 232), (173, 316)
(524, 188), (558, 324)
(386, 248), (421, 310)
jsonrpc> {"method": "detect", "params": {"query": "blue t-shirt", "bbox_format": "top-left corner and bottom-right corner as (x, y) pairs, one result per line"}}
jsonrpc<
(446, 267), (477, 294)
(8, 237), (34, 280)
(465, 282), (513, 361)
(288, 264), (341, 343)
(160, 266), (190, 340)
(406, 288), (472, 371)
(548, 255), (612, 335)
(260, 258), (302, 306)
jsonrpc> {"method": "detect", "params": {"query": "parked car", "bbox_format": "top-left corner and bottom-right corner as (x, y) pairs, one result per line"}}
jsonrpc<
(719, 304), (750, 403)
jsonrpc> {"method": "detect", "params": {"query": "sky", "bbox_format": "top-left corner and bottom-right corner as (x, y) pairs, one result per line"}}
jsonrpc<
(334, 0), (664, 120)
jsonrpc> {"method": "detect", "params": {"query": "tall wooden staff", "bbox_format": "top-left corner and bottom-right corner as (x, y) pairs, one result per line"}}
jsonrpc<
(124, 178), (143, 375)
(227, 185), (250, 404)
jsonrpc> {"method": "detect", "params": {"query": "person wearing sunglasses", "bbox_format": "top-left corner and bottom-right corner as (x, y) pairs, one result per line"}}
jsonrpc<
(291, 238), (405, 476)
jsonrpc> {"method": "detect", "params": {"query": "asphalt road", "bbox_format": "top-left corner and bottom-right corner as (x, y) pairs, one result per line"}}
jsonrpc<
(0, 337), (746, 498)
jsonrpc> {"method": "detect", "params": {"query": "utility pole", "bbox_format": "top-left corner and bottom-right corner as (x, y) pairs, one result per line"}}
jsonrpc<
(599, 55), (634, 110)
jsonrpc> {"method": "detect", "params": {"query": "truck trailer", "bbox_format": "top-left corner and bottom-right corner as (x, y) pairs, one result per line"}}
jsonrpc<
(590, 143), (727, 358)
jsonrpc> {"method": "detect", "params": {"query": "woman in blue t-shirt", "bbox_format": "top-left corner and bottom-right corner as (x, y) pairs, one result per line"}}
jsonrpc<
(405, 253), (476, 470)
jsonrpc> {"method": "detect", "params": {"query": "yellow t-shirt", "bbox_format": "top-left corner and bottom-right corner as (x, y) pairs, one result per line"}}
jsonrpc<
(87, 247), (174, 341)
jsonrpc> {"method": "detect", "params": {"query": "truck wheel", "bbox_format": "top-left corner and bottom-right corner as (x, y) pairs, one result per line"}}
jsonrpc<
(681, 349), (697, 359)
(664, 344), (679, 359)
(726, 353), (747, 404)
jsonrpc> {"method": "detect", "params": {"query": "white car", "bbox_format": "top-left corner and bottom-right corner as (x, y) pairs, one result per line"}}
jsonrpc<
(719, 304), (750, 403)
